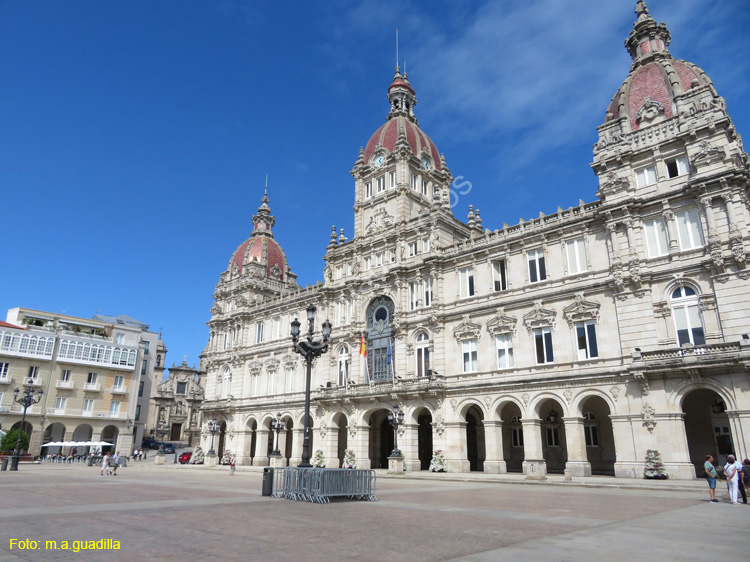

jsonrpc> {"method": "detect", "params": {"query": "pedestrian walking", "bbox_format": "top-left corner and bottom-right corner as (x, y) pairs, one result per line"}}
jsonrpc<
(229, 455), (236, 476)
(724, 454), (740, 504)
(704, 454), (719, 503)
(742, 459), (750, 504)
(100, 452), (110, 476)
(111, 451), (120, 476)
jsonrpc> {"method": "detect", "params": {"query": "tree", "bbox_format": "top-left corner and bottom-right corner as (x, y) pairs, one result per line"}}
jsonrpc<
(1, 428), (30, 453)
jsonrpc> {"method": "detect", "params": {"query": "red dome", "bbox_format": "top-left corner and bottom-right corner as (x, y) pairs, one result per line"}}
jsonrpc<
(364, 115), (442, 170)
(606, 59), (707, 131)
(389, 77), (415, 95)
(228, 236), (287, 281)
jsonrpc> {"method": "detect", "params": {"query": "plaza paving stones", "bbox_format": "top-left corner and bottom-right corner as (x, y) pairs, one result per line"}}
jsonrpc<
(0, 463), (748, 561)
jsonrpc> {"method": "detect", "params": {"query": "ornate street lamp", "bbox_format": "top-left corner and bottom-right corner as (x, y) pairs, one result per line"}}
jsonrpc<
(271, 413), (285, 456)
(207, 419), (219, 456)
(155, 420), (169, 454)
(10, 381), (43, 471)
(388, 405), (405, 458)
(290, 304), (332, 467)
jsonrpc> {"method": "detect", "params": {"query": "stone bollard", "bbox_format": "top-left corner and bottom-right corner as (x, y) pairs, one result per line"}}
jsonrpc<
(564, 469), (572, 481)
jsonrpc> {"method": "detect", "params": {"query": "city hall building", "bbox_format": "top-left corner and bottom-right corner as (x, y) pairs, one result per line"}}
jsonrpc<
(199, 3), (750, 479)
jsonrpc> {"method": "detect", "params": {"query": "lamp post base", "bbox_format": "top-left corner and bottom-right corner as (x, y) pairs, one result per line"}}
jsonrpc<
(270, 454), (285, 468)
(388, 456), (405, 474)
(154, 454), (165, 465)
(204, 453), (219, 467)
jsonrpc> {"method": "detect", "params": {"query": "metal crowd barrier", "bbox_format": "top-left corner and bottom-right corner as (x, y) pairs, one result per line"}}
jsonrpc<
(272, 468), (377, 503)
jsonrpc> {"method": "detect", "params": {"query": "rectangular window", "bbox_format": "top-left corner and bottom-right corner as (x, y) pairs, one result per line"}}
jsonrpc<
(109, 401), (121, 416)
(389, 171), (396, 189)
(251, 374), (260, 396)
(364, 256), (371, 270)
(138, 380), (144, 397)
(674, 304), (706, 346)
(0, 362), (9, 379)
(285, 367), (294, 393)
(408, 242), (418, 257)
(272, 317), (281, 339)
(365, 181), (372, 198)
(566, 238), (588, 275)
(422, 237), (431, 253)
(113, 375), (124, 390)
(546, 427), (560, 447)
(416, 345), (430, 378)
(666, 155), (689, 178)
(336, 265), (343, 279)
(462, 339), (478, 373)
(115, 333), (125, 345)
(534, 328), (554, 364)
(635, 165), (657, 188)
(376, 252), (384, 267)
(376, 176), (385, 193)
(459, 267), (475, 298)
(55, 396), (66, 412)
(141, 359), (147, 376)
(423, 278), (433, 308)
(576, 321), (599, 360)
(676, 208), (704, 250)
(135, 405), (141, 421)
(584, 425), (599, 447)
(256, 321), (264, 344)
(87, 372), (98, 384)
(644, 217), (670, 257)
(176, 381), (187, 394)
(492, 259), (508, 291)
(496, 334), (514, 368)
(83, 399), (94, 413)
(28, 365), (39, 379)
(60, 369), (71, 382)
(410, 174), (418, 190)
(143, 341), (150, 355)
(421, 179), (428, 195)
(528, 249), (547, 283)
(388, 249), (397, 263)
(409, 282), (420, 311)
(511, 426), (524, 448)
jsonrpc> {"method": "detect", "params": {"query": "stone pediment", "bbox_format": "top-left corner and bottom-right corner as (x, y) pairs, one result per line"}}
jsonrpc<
(248, 361), (262, 376)
(563, 294), (601, 325)
(264, 358), (280, 372)
(486, 310), (518, 337)
(453, 315), (482, 343)
(365, 208), (395, 235)
(522, 302), (556, 332)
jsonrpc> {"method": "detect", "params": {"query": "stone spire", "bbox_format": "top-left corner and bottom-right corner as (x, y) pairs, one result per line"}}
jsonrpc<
(625, 1), (672, 69)
(251, 185), (276, 237)
(387, 66), (418, 123)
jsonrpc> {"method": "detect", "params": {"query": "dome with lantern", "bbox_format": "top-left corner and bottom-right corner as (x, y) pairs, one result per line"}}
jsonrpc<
(604, 1), (714, 132)
(363, 68), (442, 170)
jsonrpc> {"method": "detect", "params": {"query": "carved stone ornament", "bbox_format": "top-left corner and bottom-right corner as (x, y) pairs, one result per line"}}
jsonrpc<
(450, 399), (457, 412)
(563, 390), (573, 405)
(652, 301), (671, 319)
(453, 316), (482, 344)
(365, 208), (395, 235)
(635, 97), (665, 124)
(483, 396), (492, 410)
(434, 414), (445, 437)
(269, 263), (282, 280)
(563, 294), (601, 326)
(315, 405), (326, 419)
(248, 362), (262, 376)
(692, 141), (726, 167)
(598, 171), (632, 198)
(319, 421), (327, 439)
(264, 358), (280, 373)
(210, 303), (222, 315)
(731, 237), (747, 266)
(634, 372), (650, 396)
(486, 310), (518, 337)
(522, 302), (557, 333)
(282, 354), (297, 370)
(642, 404), (657, 433)
(610, 386), (621, 402)
(521, 393), (530, 407)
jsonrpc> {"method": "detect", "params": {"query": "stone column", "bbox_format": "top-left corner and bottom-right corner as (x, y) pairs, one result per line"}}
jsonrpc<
(482, 421), (507, 473)
(660, 412), (697, 480)
(289, 428), (304, 466)
(721, 193), (738, 232)
(352, 424), (371, 469)
(606, 223), (620, 260)
(663, 208), (679, 252)
(234, 430), (252, 466)
(521, 419), (547, 479)
(700, 196), (717, 236)
(611, 414), (639, 479)
(563, 417), (592, 477)
(255, 428), (271, 467)
(445, 421), (469, 472)
(401, 422), (420, 472)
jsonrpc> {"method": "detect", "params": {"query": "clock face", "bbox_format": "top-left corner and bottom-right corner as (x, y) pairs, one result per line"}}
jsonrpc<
(374, 155), (385, 167)
(421, 157), (430, 170)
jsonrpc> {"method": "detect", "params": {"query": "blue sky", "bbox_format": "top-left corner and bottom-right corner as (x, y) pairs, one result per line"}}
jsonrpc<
(2, 0), (748, 371)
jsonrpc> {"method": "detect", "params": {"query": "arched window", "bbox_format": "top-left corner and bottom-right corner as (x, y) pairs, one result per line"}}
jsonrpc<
(337, 346), (350, 386)
(415, 333), (430, 377)
(671, 286), (705, 346)
(365, 297), (396, 382)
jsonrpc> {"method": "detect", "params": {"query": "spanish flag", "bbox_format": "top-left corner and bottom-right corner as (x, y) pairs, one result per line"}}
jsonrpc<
(360, 334), (367, 356)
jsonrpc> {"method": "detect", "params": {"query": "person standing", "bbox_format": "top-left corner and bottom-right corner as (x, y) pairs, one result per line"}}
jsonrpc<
(100, 452), (110, 476)
(229, 455), (236, 476)
(741, 459), (750, 504)
(735, 456), (747, 504)
(111, 451), (120, 476)
(704, 454), (719, 503)
(724, 454), (740, 504)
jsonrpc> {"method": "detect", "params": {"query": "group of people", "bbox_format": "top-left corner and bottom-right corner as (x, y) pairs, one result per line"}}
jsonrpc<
(704, 454), (750, 504)
(99, 451), (122, 476)
(131, 449), (146, 461)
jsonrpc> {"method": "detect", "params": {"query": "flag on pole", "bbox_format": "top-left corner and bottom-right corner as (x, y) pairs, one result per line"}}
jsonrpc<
(387, 341), (392, 365)
(360, 334), (367, 356)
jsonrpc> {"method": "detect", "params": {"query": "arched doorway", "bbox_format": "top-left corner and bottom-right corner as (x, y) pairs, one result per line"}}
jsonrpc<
(683, 388), (733, 473)
(333, 413), (348, 468)
(580, 396), (615, 475)
(218, 421), (227, 459)
(417, 409), (432, 470)
(246, 419), (257, 465)
(72, 424), (93, 454)
(465, 405), (485, 472)
(368, 409), (393, 468)
(100, 425), (119, 454)
(43, 422), (66, 455)
(539, 400), (567, 473)
(500, 402), (524, 473)
(365, 297), (396, 382)
(284, 417), (294, 465)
